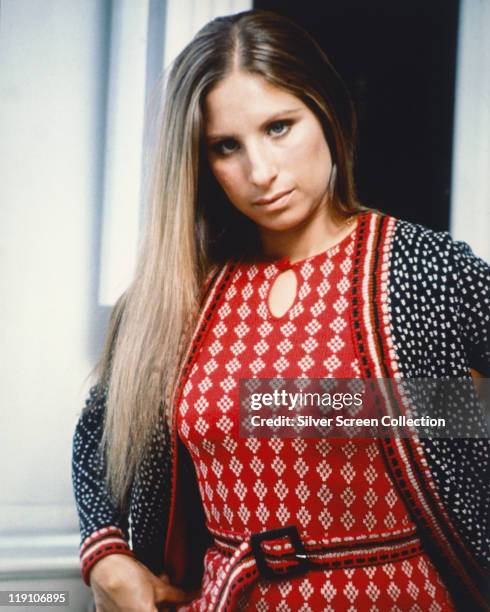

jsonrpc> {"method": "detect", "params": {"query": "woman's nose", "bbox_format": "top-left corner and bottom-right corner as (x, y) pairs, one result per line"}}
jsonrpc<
(247, 144), (278, 187)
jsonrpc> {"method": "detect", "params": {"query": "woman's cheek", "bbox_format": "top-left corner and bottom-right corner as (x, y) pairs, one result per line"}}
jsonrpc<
(214, 165), (246, 209)
(296, 137), (332, 192)
(283, 131), (319, 172)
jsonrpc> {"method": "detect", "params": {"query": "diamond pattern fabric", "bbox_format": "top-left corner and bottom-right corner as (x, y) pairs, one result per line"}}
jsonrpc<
(177, 227), (454, 610)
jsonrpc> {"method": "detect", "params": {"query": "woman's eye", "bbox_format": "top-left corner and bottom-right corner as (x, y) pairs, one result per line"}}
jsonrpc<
(268, 120), (291, 137)
(212, 139), (239, 156)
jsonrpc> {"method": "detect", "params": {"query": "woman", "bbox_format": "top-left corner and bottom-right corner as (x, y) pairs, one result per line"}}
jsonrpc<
(72, 10), (490, 611)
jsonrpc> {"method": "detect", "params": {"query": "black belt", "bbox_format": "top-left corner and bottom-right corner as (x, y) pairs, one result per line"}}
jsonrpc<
(205, 524), (423, 611)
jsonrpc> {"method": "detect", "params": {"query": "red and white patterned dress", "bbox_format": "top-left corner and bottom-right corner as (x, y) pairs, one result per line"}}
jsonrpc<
(177, 225), (454, 611)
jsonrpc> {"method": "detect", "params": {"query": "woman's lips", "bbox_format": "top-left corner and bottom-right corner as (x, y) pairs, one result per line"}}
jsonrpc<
(253, 189), (294, 210)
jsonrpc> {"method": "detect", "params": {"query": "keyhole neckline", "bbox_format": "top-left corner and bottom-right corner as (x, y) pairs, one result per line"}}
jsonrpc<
(266, 267), (299, 320)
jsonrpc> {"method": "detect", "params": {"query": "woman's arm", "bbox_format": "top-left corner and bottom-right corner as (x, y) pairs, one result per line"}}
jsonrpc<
(72, 384), (135, 584)
(72, 386), (195, 611)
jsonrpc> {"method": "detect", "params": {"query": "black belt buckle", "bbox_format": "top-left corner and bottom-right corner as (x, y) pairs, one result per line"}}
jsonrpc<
(250, 525), (309, 580)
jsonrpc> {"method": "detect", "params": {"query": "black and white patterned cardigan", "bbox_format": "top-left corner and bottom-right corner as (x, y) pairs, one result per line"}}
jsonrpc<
(72, 212), (490, 609)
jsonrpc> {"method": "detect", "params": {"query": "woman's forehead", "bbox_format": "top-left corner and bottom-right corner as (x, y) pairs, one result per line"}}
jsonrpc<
(203, 71), (304, 138)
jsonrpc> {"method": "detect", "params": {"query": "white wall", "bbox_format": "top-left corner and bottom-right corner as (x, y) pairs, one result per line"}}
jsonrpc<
(451, 0), (490, 261)
(0, 0), (109, 533)
(0, 0), (110, 603)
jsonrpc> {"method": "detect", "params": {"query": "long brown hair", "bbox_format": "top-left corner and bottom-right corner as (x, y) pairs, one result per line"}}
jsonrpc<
(96, 10), (365, 507)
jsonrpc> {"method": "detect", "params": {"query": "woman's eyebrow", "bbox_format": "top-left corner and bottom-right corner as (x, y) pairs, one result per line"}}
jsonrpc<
(205, 107), (302, 142)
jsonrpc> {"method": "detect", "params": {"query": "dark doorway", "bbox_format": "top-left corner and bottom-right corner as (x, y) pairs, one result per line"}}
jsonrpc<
(254, 0), (460, 231)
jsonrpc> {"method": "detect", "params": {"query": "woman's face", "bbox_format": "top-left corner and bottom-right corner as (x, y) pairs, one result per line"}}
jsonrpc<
(203, 71), (334, 236)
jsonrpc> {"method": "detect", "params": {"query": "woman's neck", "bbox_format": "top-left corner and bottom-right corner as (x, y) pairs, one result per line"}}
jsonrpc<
(258, 207), (357, 264)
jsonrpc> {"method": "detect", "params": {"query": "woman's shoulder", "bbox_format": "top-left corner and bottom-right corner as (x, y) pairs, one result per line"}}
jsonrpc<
(386, 214), (454, 252)
(375, 213), (490, 317)
(381, 212), (487, 271)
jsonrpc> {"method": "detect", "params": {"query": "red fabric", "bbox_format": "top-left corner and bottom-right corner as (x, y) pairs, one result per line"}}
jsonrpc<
(177, 228), (455, 610)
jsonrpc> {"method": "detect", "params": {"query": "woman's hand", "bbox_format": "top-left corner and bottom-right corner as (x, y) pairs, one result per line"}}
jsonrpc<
(90, 553), (196, 611)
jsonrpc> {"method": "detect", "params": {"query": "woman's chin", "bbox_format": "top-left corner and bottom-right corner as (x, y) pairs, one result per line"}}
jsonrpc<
(254, 211), (308, 234)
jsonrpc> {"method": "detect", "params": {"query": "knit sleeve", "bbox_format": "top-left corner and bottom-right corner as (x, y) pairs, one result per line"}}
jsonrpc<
(71, 385), (135, 584)
(452, 240), (490, 376)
